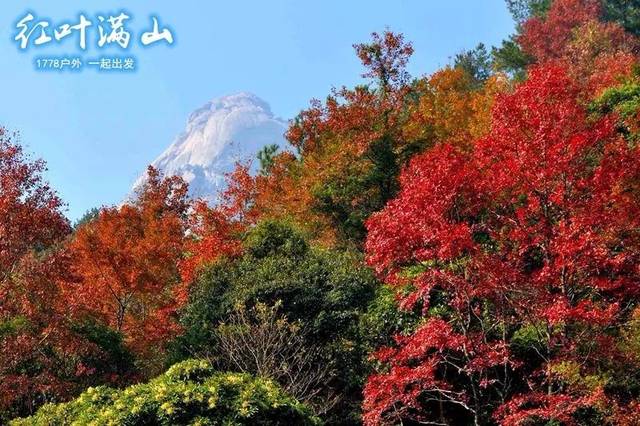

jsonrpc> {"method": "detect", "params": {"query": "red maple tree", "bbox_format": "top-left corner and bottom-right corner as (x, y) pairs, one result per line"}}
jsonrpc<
(0, 130), (117, 418)
(67, 167), (188, 362)
(363, 65), (640, 425)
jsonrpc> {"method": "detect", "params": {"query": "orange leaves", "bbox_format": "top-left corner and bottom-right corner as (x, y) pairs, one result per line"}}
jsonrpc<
(287, 86), (393, 158)
(178, 200), (243, 289)
(68, 167), (188, 358)
(223, 33), (507, 250)
(227, 32), (423, 246)
(0, 132), (88, 416)
(403, 67), (507, 150)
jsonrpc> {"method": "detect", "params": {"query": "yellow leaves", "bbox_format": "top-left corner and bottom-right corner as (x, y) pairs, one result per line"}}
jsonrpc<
(207, 395), (218, 409)
(550, 360), (582, 386)
(403, 67), (506, 150)
(550, 360), (609, 393)
(155, 384), (168, 398)
(239, 397), (251, 417)
(160, 402), (174, 414)
(224, 374), (243, 385)
(620, 307), (640, 364)
(87, 388), (102, 402)
(568, 20), (637, 65)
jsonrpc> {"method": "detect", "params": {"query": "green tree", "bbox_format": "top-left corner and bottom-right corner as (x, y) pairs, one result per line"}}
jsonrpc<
(73, 207), (100, 229)
(590, 79), (640, 142)
(603, 0), (640, 36)
(170, 220), (377, 423)
(506, 0), (551, 23)
(454, 43), (493, 88)
(257, 144), (280, 175)
(492, 0), (550, 78)
(492, 36), (534, 79)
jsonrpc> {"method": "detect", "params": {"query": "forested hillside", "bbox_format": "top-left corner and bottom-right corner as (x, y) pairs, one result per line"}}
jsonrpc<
(2, 0), (640, 424)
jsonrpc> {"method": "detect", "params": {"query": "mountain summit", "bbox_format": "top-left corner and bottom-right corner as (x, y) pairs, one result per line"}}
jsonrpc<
(133, 92), (288, 201)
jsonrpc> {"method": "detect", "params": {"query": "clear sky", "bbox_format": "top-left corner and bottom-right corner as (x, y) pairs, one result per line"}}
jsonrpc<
(0, 0), (515, 221)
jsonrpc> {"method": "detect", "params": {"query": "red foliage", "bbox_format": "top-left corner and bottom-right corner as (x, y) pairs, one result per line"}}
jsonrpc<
(218, 162), (260, 224)
(178, 200), (243, 293)
(0, 131), (120, 417)
(354, 31), (414, 91)
(365, 144), (479, 278)
(587, 51), (638, 95)
(68, 167), (188, 359)
(518, 0), (638, 97)
(518, 0), (602, 61)
(0, 130), (69, 272)
(495, 391), (609, 426)
(363, 65), (640, 424)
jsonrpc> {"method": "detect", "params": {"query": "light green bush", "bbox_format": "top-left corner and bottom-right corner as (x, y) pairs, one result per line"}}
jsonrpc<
(12, 359), (320, 426)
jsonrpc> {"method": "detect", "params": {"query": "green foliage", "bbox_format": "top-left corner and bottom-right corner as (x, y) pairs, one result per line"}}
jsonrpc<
(244, 219), (309, 259)
(257, 144), (280, 175)
(359, 285), (420, 351)
(602, 0), (640, 37)
(0, 316), (30, 339)
(591, 81), (640, 143)
(173, 218), (376, 352)
(312, 171), (372, 244)
(71, 318), (137, 381)
(621, 310), (640, 361)
(591, 81), (640, 117)
(313, 133), (400, 245)
(506, 0), (551, 23)
(73, 207), (100, 229)
(11, 360), (319, 426)
(511, 323), (546, 349)
(181, 220), (377, 341)
(454, 43), (493, 88)
(492, 0), (550, 79)
(510, 323), (548, 370)
(492, 36), (533, 79)
(170, 220), (378, 422)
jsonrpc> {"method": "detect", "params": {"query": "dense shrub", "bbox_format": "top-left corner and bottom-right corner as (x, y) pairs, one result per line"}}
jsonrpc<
(11, 360), (320, 426)
(170, 220), (377, 423)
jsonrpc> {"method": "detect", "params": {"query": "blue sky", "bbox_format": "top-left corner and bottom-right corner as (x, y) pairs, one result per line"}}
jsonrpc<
(0, 0), (515, 221)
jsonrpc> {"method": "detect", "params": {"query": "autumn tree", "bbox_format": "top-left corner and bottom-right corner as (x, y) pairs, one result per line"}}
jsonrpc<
(494, 0), (640, 89)
(218, 30), (507, 250)
(0, 130), (131, 420)
(177, 199), (243, 300)
(0, 129), (71, 419)
(211, 32), (419, 247)
(0, 130), (69, 276)
(68, 167), (188, 366)
(363, 65), (640, 425)
(402, 66), (507, 151)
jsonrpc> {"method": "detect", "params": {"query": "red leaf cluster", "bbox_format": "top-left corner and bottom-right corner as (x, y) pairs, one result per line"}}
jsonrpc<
(363, 65), (640, 424)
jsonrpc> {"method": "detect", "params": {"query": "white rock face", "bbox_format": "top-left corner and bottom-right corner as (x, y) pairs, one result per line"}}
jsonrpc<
(132, 92), (288, 202)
